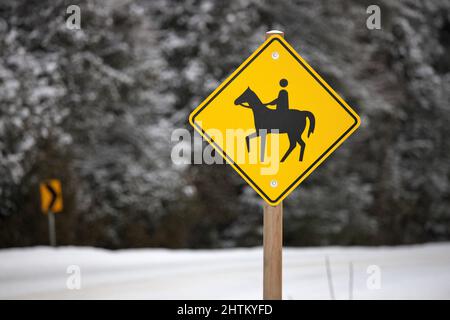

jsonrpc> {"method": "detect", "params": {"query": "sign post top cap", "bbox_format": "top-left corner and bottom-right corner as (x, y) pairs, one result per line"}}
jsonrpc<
(266, 30), (284, 37)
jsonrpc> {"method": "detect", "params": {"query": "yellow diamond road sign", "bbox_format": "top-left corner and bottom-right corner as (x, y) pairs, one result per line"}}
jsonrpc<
(40, 179), (63, 213)
(189, 35), (360, 206)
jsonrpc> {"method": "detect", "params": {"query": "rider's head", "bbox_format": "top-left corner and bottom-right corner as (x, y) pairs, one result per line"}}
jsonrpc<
(280, 79), (288, 87)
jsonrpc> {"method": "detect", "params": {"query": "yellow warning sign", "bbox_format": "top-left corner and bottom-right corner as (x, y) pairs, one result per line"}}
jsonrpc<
(189, 35), (360, 205)
(40, 179), (63, 213)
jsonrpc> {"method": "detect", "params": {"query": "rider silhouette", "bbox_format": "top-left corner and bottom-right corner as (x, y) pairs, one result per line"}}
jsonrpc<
(264, 79), (289, 111)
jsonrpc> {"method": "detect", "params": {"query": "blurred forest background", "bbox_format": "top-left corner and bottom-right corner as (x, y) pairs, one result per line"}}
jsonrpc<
(1, 0), (449, 249)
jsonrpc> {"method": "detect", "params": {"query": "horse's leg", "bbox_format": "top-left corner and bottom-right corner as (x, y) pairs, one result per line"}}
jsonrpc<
(295, 116), (307, 161)
(259, 129), (267, 162)
(281, 133), (296, 162)
(245, 132), (258, 153)
(297, 137), (306, 161)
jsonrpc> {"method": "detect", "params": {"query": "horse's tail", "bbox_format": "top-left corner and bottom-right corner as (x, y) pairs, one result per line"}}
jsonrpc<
(305, 111), (315, 137)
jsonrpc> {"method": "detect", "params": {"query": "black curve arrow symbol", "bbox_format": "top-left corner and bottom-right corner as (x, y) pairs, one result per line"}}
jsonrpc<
(45, 182), (58, 212)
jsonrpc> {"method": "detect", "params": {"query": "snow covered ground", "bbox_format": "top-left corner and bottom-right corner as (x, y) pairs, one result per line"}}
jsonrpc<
(0, 243), (449, 299)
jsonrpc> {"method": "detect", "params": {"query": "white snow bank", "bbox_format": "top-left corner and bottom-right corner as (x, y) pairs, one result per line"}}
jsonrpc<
(0, 243), (449, 299)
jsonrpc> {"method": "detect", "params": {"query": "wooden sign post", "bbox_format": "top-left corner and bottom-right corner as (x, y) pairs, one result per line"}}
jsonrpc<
(47, 209), (56, 247)
(263, 30), (284, 300)
(263, 201), (283, 299)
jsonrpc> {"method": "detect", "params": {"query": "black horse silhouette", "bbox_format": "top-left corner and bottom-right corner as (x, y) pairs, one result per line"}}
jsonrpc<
(234, 87), (315, 162)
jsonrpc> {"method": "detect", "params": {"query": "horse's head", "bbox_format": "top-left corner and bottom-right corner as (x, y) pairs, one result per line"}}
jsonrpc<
(234, 87), (256, 109)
